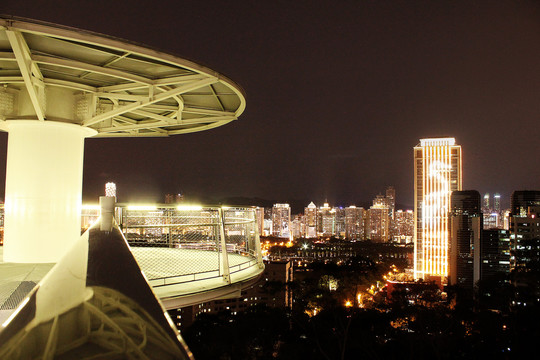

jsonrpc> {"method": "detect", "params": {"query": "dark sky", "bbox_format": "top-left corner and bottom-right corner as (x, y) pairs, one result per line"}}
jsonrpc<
(2, 0), (539, 209)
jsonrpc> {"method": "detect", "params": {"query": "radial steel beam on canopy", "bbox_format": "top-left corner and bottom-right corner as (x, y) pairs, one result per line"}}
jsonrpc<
(0, 16), (246, 263)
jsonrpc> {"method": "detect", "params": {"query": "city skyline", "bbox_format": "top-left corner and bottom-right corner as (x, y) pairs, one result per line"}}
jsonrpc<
(0, 1), (539, 207)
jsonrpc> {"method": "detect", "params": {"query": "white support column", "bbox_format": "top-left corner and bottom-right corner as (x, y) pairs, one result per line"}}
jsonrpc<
(218, 208), (231, 284)
(253, 209), (264, 269)
(2, 121), (97, 263)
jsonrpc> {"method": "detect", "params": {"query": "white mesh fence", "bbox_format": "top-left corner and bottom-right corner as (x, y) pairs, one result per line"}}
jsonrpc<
(117, 206), (260, 286)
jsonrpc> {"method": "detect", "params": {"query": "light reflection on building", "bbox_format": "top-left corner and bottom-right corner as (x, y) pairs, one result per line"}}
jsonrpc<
(414, 137), (462, 281)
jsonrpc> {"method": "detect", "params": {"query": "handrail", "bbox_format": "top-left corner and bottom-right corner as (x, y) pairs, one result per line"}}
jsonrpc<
(90, 205), (264, 289)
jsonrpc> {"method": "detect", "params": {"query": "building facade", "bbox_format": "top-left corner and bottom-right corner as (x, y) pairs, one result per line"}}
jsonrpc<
(393, 210), (414, 243)
(509, 190), (540, 270)
(344, 205), (365, 240)
(414, 137), (462, 281)
(304, 202), (318, 238)
(449, 191), (482, 288)
(367, 204), (390, 242)
(272, 203), (291, 239)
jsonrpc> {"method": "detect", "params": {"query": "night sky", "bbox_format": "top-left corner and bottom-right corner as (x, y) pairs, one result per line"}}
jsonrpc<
(1, 0), (539, 209)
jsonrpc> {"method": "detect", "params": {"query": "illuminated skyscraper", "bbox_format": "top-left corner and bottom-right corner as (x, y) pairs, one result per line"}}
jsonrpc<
(385, 186), (396, 220)
(344, 205), (365, 240)
(272, 203), (291, 239)
(393, 210), (414, 243)
(304, 202), (318, 238)
(483, 193), (490, 212)
(414, 137), (462, 281)
(367, 204), (390, 242)
(509, 190), (540, 270)
(494, 193), (501, 213)
(318, 203), (335, 236)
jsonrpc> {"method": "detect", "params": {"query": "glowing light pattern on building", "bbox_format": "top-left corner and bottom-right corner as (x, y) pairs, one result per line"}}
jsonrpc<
(414, 137), (462, 280)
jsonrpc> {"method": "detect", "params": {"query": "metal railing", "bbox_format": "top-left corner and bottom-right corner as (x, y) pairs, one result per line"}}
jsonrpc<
(112, 205), (263, 288)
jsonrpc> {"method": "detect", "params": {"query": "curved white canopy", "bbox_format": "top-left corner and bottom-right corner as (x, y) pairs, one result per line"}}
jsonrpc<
(0, 16), (246, 137)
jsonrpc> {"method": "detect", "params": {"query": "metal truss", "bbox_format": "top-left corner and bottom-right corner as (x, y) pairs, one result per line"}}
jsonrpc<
(0, 287), (187, 359)
(0, 18), (246, 137)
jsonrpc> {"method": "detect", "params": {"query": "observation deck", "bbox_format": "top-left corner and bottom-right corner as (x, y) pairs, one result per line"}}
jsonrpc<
(0, 16), (251, 357)
(117, 204), (264, 309)
(1, 204), (264, 316)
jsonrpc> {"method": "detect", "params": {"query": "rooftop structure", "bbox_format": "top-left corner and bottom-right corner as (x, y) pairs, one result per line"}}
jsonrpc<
(0, 16), (257, 356)
(0, 16), (246, 263)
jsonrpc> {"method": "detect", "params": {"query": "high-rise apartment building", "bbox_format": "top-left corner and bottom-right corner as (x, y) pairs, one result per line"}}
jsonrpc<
(494, 193), (501, 213)
(414, 137), (462, 281)
(481, 229), (511, 280)
(483, 193), (490, 213)
(344, 205), (365, 241)
(386, 186), (396, 220)
(367, 204), (390, 242)
(304, 202), (318, 238)
(334, 208), (346, 237)
(509, 190), (540, 270)
(394, 210), (414, 243)
(290, 214), (304, 239)
(318, 203), (335, 236)
(272, 203), (291, 239)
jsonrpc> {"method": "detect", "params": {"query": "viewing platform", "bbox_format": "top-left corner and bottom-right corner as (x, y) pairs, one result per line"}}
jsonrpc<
(0, 204), (264, 318)
(0, 16), (250, 357)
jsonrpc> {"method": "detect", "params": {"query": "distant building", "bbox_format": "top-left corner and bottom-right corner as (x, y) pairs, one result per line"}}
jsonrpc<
(304, 202), (318, 238)
(367, 203), (390, 242)
(263, 207), (272, 236)
(386, 186), (396, 220)
(393, 210), (414, 243)
(385, 186), (396, 239)
(509, 190), (540, 270)
(483, 212), (500, 229)
(483, 193), (490, 213)
(332, 208), (345, 238)
(449, 190), (482, 288)
(481, 229), (511, 281)
(318, 203), (335, 236)
(414, 137), (462, 282)
(494, 193), (501, 213)
(344, 205), (365, 240)
(272, 203), (291, 239)
(482, 193), (504, 229)
(290, 214), (304, 239)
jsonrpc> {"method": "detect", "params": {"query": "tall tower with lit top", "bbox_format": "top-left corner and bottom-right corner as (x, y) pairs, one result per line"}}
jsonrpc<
(414, 137), (462, 282)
